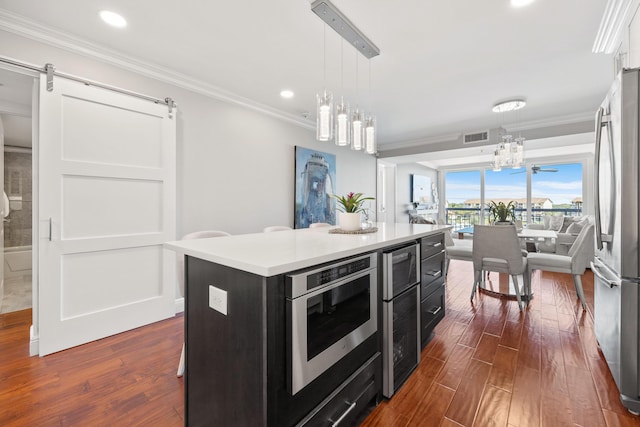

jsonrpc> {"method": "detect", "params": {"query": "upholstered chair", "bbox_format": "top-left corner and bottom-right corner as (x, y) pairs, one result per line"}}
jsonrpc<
(309, 222), (332, 228)
(471, 225), (529, 311)
(526, 223), (595, 310)
(263, 225), (293, 232)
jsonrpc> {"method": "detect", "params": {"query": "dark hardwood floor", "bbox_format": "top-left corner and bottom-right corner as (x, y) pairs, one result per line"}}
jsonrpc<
(1, 262), (639, 426)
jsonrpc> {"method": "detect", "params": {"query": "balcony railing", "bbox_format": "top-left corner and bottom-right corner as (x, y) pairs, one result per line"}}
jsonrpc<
(444, 207), (583, 231)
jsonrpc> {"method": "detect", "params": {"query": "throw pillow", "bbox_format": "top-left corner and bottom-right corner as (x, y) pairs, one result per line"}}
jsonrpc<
(547, 215), (564, 231)
(559, 216), (577, 233)
(566, 222), (582, 235)
(566, 217), (589, 235)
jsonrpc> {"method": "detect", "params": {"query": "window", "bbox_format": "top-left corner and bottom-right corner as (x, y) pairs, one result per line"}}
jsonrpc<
(485, 168), (526, 225)
(531, 163), (583, 224)
(444, 162), (584, 228)
(445, 170), (481, 230)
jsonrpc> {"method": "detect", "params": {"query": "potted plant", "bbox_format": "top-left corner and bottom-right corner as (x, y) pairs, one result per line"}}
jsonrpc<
(332, 192), (374, 231)
(487, 200), (516, 225)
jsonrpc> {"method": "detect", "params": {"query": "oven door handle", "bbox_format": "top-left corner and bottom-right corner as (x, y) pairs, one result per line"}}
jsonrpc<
(331, 401), (357, 427)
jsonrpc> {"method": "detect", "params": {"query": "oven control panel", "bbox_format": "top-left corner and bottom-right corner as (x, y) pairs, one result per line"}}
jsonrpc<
(307, 257), (371, 289)
(286, 253), (377, 298)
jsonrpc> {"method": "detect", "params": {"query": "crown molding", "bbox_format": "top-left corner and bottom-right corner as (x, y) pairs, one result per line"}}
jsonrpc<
(0, 10), (315, 131)
(504, 111), (594, 132)
(593, 0), (639, 54)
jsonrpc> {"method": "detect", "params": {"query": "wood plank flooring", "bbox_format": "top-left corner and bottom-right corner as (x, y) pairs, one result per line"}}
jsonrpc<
(362, 261), (640, 427)
(0, 262), (639, 426)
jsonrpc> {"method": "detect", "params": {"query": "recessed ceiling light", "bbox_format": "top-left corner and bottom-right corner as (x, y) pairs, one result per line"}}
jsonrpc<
(492, 99), (527, 113)
(511, 0), (535, 7)
(100, 10), (127, 28)
(280, 90), (294, 99)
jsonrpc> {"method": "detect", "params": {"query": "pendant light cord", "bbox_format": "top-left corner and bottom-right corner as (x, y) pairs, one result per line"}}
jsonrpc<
(323, 24), (327, 86)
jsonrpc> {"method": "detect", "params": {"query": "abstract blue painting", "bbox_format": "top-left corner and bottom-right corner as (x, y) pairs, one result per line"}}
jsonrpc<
(295, 146), (336, 228)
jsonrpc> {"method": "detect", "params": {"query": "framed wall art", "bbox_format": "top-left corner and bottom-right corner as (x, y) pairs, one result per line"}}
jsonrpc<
(294, 146), (336, 228)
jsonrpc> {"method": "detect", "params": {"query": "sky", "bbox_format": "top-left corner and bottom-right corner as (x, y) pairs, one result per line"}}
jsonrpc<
(445, 163), (583, 205)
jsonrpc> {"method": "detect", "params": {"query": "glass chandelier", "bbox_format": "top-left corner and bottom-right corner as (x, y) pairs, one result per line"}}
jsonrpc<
(492, 135), (524, 171)
(491, 99), (526, 171)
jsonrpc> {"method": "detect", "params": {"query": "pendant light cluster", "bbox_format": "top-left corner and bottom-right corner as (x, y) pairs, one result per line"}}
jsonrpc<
(316, 46), (377, 155)
(491, 99), (526, 171)
(312, 0), (379, 155)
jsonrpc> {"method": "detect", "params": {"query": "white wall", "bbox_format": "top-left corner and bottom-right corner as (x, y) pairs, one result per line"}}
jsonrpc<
(395, 163), (438, 223)
(0, 30), (377, 236)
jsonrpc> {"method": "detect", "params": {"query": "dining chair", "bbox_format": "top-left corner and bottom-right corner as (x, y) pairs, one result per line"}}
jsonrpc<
(471, 224), (529, 310)
(526, 223), (594, 310)
(309, 222), (331, 228)
(444, 231), (473, 276)
(263, 225), (293, 232)
(177, 230), (231, 377)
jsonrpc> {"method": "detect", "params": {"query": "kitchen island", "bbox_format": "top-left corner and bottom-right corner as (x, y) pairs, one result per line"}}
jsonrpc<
(165, 222), (450, 427)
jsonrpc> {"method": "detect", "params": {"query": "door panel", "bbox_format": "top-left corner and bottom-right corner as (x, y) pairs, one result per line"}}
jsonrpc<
(38, 77), (176, 355)
(0, 117), (4, 305)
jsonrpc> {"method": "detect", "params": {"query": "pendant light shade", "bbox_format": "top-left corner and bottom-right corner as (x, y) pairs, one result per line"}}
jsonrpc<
(351, 108), (363, 150)
(316, 90), (334, 141)
(364, 115), (376, 154)
(335, 97), (351, 146)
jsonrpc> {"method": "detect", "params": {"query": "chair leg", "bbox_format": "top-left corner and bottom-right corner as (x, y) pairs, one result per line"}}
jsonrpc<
(471, 269), (481, 301)
(177, 342), (185, 377)
(573, 274), (588, 310)
(525, 267), (533, 303)
(512, 274), (524, 311)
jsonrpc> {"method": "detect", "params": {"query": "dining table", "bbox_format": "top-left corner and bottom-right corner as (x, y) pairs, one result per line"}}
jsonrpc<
(462, 225), (558, 301)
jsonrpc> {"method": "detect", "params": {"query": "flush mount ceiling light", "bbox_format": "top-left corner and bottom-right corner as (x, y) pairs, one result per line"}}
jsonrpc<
(491, 99), (526, 113)
(511, 0), (535, 7)
(100, 10), (127, 28)
(280, 90), (294, 99)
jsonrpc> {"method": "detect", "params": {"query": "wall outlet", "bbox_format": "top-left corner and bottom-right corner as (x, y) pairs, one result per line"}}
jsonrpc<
(209, 285), (228, 315)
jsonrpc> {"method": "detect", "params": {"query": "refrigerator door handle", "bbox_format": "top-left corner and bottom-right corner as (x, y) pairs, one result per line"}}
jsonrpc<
(591, 261), (621, 288)
(594, 106), (614, 249)
(594, 107), (606, 250)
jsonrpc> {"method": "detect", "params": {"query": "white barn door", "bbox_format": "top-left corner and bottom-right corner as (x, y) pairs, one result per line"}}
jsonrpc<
(38, 77), (176, 356)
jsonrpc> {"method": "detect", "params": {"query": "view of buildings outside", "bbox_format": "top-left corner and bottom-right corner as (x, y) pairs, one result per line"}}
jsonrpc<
(445, 163), (583, 230)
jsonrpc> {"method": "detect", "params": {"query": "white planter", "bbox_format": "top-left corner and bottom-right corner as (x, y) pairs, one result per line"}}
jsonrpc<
(339, 212), (361, 231)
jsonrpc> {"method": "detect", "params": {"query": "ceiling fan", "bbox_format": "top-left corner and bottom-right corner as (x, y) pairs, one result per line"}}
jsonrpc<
(511, 165), (559, 174)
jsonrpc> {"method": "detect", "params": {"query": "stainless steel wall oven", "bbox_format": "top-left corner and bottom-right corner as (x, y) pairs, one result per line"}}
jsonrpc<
(286, 253), (378, 395)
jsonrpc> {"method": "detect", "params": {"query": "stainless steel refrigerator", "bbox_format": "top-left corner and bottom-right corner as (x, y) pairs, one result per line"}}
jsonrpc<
(592, 67), (640, 415)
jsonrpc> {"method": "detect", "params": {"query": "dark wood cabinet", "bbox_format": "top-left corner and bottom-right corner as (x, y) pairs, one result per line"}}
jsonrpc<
(420, 233), (446, 347)
(185, 255), (380, 427)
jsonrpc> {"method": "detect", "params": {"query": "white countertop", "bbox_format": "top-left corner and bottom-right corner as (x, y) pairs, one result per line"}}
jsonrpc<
(164, 223), (451, 277)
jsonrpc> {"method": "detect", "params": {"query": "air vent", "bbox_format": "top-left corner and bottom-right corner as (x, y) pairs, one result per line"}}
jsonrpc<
(463, 131), (489, 144)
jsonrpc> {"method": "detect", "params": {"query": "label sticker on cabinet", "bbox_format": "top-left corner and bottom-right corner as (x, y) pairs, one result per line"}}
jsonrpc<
(209, 285), (228, 315)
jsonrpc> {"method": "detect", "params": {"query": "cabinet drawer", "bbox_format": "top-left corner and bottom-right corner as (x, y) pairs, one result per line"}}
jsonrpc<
(421, 251), (444, 297)
(421, 285), (445, 346)
(297, 353), (380, 427)
(421, 233), (445, 259)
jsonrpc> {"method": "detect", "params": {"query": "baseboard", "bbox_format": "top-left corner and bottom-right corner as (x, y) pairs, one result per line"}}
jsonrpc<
(29, 324), (38, 356)
(175, 297), (184, 314)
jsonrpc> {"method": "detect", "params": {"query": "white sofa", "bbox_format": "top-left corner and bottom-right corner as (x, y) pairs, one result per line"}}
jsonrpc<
(526, 215), (593, 255)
